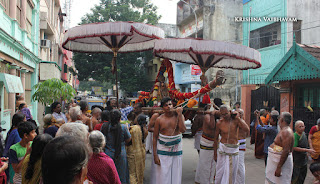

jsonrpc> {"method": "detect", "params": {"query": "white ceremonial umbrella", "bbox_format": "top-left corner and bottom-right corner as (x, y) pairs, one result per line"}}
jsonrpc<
(154, 38), (261, 85)
(62, 21), (165, 106)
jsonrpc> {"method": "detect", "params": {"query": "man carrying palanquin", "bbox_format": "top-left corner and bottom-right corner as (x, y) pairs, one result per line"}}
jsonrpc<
(153, 97), (185, 184)
(214, 105), (249, 184)
(195, 105), (217, 184)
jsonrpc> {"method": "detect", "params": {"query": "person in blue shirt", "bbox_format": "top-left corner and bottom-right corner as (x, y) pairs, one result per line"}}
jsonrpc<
(255, 110), (279, 166)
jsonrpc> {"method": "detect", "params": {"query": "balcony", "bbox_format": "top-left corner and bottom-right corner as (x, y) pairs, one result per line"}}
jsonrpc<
(39, 61), (61, 81)
(40, 11), (54, 35)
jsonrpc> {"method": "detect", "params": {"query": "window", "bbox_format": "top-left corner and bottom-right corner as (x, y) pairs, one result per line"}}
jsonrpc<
(250, 22), (281, 49)
(26, 0), (34, 38)
(154, 64), (158, 72)
(297, 85), (320, 108)
(16, 0), (22, 25)
(0, 0), (9, 14)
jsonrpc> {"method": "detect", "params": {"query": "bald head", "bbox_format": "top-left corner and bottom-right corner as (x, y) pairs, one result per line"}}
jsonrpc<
(92, 107), (102, 115)
(237, 108), (244, 119)
(220, 105), (231, 111)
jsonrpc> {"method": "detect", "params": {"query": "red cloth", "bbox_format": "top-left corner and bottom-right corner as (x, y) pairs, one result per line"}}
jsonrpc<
(310, 125), (319, 135)
(87, 152), (121, 184)
(94, 123), (104, 131)
(0, 160), (7, 184)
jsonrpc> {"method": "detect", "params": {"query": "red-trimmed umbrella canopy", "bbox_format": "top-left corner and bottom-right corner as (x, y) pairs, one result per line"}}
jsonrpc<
(154, 38), (261, 85)
(62, 21), (165, 106)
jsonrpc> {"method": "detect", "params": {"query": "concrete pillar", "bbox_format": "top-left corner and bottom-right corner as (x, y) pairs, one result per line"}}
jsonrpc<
(241, 84), (256, 124)
(279, 81), (294, 129)
(21, 0), (27, 30)
(9, 0), (17, 19)
(9, 64), (20, 117)
(20, 68), (28, 98)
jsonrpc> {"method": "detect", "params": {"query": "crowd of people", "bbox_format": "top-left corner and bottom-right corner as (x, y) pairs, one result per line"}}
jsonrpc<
(0, 96), (319, 184)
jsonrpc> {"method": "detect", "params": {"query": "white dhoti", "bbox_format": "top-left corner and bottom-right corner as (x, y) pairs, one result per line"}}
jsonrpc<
(265, 147), (293, 184)
(215, 142), (239, 184)
(195, 135), (215, 184)
(236, 139), (246, 184)
(146, 132), (153, 153)
(155, 134), (183, 184)
(194, 130), (203, 151)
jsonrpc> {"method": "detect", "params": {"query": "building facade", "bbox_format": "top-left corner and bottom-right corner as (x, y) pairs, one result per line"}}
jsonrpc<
(0, 0), (41, 136)
(176, 0), (243, 106)
(241, 0), (320, 123)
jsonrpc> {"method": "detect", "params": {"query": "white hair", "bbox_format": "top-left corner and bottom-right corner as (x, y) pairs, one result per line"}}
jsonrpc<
(89, 130), (106, 154)
(91, 107), (102, 115)
(295, 120), (304, 128)
(69, 106), (82, 121)
(56, 123), (89, 143)
(220, 105), (231, 111)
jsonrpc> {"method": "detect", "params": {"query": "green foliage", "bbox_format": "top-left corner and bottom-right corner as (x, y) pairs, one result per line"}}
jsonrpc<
(32, 78), (77, 105)
(73, 0), (161, 94)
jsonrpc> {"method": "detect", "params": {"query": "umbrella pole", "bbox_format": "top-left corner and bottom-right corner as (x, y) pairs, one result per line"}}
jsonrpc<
(115, 62), (119, 108)
(112, 51), (119, 108)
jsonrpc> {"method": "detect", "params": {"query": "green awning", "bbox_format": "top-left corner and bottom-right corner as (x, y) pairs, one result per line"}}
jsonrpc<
(0, 73), (24, 93)
(265, 42), (320, 84)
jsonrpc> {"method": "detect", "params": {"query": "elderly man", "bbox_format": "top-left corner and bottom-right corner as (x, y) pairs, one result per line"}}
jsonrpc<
(265, 112), (294, 184)
(56, 122), (89, 143)
(153, 97), (185, 184)
(69, 106), (83, 123)
(292, 120), (315, 184)
(309, 118), (320, 161)
(91, 107), (102, 129)
(214, 105), (249, 184)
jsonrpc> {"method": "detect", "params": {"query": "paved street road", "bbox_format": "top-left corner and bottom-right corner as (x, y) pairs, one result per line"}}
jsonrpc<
(144, 136), (314, 184)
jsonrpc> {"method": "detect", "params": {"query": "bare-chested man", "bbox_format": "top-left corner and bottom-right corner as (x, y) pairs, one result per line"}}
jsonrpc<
(91, 107), (102, 130)
(214, 105), (249, 184)
(235, 109), (250, 184)
(79, 100), (92, 131)
(265, 112), (294, 184)
(153, 97), (185, 184)
(195, 105), (217, 184)
(190, 110), (203, 154)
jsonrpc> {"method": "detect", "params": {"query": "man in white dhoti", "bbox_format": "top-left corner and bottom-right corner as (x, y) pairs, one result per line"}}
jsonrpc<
(148, 113), (160, 184)
(192, 112), (204, 154)
(153, 97), (186, 184)
(214, 105), (249, 184)
(265, 112), (294, 184)
(235, 109), (250, 184)
(195, 105), (216, 184)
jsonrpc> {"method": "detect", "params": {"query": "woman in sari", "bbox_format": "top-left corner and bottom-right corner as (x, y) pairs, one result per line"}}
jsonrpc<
(21, 134), (53, 184)
(87, 131), (121, 184)
(43, 114), (60, 137)
(127, 114), (148, 184)
(101, 109), (131, 184)
(309, 118), (320, 161)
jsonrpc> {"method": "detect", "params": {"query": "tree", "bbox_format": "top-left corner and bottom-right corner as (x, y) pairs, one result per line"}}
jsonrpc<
(32, 78), (77, 105)
(73, 0), (161, 95)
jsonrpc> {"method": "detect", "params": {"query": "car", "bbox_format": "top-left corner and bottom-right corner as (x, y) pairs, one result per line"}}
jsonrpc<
(183, 119), (192, 135)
